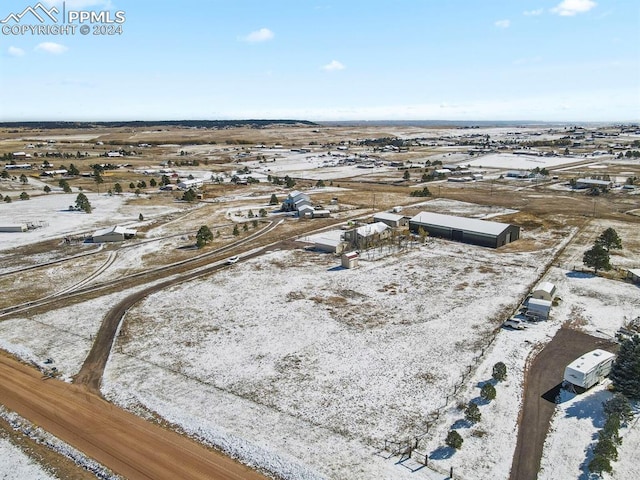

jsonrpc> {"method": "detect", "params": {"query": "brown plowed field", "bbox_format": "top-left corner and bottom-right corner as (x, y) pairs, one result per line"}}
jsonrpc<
(0, 353), (268, 480)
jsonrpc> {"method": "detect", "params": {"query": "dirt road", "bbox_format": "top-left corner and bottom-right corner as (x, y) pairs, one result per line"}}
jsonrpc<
(509, 328), (617, 480)
(0, 353), (268, 480)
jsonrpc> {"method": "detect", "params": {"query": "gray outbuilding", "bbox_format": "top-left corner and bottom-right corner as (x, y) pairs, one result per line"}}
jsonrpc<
(408, 212), (520, 248)
(373, 212), (406, 228)
(0, 224), (27, 232)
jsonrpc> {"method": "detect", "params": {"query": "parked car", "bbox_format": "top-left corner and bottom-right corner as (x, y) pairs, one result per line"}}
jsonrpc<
(504, 318), (526, 330)
(226, 255), (240, 265)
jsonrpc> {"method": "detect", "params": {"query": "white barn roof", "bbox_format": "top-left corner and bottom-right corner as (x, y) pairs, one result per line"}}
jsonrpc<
(410, 212), (511, 236)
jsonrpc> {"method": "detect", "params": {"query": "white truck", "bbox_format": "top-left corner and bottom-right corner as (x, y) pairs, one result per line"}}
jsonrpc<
(563, 349), (615, 391)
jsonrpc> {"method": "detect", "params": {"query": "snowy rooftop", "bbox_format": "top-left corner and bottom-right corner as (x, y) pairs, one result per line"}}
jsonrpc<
(565, 349), (615, 374)
(534, 282), (556, 294)
(355, 222), (388, 237)
(92, 225), (137, 237)
(410, 211), (513, 236)
(373, 212), (404, 222)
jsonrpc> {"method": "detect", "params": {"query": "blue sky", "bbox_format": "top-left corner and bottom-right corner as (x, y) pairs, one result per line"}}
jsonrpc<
(1, 0), (638, 121)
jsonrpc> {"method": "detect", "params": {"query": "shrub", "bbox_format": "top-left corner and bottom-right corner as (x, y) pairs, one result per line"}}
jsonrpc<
(445, 430), (463, 450)
(492, 362), (507, 382)
(480, 383), (496, 401)
(465, 402), (481, 424)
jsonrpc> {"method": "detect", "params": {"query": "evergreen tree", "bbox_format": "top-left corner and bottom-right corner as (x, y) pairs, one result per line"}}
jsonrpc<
(403, 170), (410, 181)
(68, 163), (80, 176)
(259, 208), (268, 217)
(480, 383), (496, 401)
(19, 191), (29, 200)
(94, 170), (104, 192)
(138, 213), (144, 222)
(596, 228), (622, 252)
(594, 434), (618, 461)
(492, 362), (507, 382)
(43, 185), (51, 194)
(233, 224), (240, 236)
(465, 402), (481, 424)
(445, 430), (463, 450)
(603, 394), (633, 425)
(19, 173), (28, 184)
(285, 175), (296, 188)
(269, 194), (278, 205)
(3, 195), (11, 203)
(59, 179), (72, 193)
(610, 335), (640, 399)
(75, 192), (92, 213)
(182, 188), (197, 202)
(149, 178), (157, 187)
(601, 415), (622, 446)
(583, 244), (611, 274)
(161, 174), (171, 186)
(195, 225), (213, 248)
(114, 183), (123, 194)
(588, 454), (612, 476)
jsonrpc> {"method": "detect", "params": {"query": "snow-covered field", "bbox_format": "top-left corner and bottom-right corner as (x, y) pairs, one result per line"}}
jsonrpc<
(100, 231), (565, 479)
(0, 184), (638, 478)
(0, 192), (183, 252)
(540, 385), (640, 480)
(467, 153), (589, 170)
(0, 436), (59, 480)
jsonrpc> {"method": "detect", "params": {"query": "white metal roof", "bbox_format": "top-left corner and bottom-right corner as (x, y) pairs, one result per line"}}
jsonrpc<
(628, 268), (640, 277)
(566, 349), (615, 374)
(410, 212), (512, 236)
(533, 282), (556, 294)
(92, 226), (137, 237)
(576, 178), (611, 186)
(373, 212), (404, 222)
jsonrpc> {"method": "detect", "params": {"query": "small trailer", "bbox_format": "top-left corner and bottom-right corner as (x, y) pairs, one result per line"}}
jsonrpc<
(563, 349), (615, 391)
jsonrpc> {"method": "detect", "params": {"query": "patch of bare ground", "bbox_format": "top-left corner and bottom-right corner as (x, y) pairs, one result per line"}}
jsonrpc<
(0, 251), (112, 309)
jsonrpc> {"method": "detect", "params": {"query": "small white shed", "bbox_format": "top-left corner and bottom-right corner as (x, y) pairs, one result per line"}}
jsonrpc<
(531, 282), (557, 301)
(341, 251), (359, 269)
(526, 298), (552, 320)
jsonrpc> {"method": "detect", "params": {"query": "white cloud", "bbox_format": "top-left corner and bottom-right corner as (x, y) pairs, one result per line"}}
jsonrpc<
(322, 60), (345, 71)
(8, 46), (25, 57)
(35, 42), (68, 54)
(523, 9), (544, 16)
(495, 19), (511, 28)
(551, 0), (597, 16)
(241, 28), (274, 43)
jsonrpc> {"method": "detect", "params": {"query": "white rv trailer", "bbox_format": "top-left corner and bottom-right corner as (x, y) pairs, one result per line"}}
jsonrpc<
(563, 349), (615, 390)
